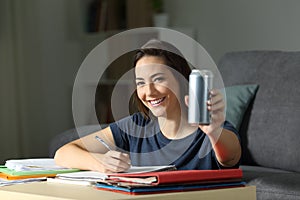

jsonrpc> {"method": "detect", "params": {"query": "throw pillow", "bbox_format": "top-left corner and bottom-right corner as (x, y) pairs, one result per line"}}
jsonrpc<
(225, 84), (259, 131)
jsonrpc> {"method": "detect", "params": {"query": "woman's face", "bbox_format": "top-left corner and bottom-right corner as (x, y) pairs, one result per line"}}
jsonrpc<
(135, 56), (181, 118)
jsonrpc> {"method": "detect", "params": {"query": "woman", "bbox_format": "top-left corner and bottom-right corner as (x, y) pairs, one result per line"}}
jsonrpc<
(54, 39), (241, 173)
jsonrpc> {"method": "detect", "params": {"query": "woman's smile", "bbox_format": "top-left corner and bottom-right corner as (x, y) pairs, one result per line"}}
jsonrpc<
(148, 97), (166, 107)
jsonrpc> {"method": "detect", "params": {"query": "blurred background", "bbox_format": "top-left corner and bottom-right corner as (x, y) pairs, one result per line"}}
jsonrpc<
(1, 0), (300, 163)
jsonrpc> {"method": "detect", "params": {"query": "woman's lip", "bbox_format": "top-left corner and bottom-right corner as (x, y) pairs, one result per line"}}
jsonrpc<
(148, 97), (166, 106)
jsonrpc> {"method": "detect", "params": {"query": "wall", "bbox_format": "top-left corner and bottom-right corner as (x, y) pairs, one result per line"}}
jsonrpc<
(0, 0), (84, 162)
(0, 0), (22, 162)
(165, 0), (300, 62)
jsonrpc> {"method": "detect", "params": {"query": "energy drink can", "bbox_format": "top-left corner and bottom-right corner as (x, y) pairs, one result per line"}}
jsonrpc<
(188, 69), (213, 125)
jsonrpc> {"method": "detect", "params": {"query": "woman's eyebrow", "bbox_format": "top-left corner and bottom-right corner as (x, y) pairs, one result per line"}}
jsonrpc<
(150, 73), (165, 78)
(135, 77), (144, 81)
(135, 73), (165, 80)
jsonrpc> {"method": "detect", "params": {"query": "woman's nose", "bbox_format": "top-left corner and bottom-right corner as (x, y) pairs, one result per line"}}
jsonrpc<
(145, 82), (157, 96)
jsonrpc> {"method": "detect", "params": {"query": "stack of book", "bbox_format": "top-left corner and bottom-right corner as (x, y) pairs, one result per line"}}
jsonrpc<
(1, 158), (245, 195)
(94, 169), (245, 195)
(0, 158), (79, 186)
(47, 165), (244, 195)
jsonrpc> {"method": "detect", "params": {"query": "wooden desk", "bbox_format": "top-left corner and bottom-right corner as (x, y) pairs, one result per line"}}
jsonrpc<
(0, 182), (256, 200)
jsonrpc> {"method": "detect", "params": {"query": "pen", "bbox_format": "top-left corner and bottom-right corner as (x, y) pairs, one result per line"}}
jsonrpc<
(95, 136), (132, 167)
(95, 135), (112, 151)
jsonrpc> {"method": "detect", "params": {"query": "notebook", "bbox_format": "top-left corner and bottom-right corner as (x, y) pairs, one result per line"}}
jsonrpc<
(50, 165), (176, 186)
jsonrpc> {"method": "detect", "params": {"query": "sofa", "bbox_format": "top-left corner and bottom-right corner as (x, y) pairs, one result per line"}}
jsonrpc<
(49, 50), (300, 200)
(218, 51), (300, 200)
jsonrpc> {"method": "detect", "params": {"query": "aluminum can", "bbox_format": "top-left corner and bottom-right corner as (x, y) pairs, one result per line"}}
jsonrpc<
(188, 69), (213, 125)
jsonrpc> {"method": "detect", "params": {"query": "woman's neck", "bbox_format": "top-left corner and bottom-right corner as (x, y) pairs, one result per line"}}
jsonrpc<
(158, 111), (197, 139)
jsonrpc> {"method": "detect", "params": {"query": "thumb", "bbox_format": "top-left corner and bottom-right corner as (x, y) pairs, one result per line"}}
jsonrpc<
(184, 95), (189, 107)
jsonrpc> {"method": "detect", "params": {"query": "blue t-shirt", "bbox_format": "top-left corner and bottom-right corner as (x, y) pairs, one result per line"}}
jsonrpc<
(110, 113), (239, 170)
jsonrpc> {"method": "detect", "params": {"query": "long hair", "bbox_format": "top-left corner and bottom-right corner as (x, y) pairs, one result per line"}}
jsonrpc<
(132, 39), (191, 119)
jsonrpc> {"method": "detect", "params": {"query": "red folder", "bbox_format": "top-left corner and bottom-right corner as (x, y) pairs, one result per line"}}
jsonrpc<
(108, 169), (242, 185)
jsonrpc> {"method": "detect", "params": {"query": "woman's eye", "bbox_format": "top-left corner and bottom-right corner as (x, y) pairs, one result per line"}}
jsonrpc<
(136, 81), (145, 86)
(154, 77), (165, 82)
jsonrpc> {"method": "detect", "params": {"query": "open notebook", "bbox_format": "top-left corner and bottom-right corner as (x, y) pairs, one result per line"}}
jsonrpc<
(50, 165), (176, 185)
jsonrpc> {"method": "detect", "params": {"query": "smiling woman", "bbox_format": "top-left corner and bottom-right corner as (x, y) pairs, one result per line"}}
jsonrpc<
(135, 59), (182, 119)
(132, 40), (191, 121)
(54, 39), (241, 173)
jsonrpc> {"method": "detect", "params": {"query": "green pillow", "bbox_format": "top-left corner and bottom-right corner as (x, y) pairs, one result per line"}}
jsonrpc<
(225, 84), (259, 131)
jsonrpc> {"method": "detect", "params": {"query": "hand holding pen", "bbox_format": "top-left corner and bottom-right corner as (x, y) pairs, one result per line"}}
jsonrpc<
(95, 135), (131, 173)
(95, 135), (113, 151)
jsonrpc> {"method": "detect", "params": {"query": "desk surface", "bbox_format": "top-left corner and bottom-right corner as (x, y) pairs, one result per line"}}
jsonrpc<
(0, 182), (256, 200)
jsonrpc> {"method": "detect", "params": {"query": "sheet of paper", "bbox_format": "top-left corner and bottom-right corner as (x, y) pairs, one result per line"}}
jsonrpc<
(5, 158), (69, 172)
(47, 177), (94, 186)
(57, 171), (108, 181)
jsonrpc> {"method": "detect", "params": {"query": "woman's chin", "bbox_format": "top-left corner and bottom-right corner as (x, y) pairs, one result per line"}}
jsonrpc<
(149, 108), (166, 118)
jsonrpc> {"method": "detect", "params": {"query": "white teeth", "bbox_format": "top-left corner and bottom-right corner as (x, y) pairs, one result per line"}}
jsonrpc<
(149, 97), (165, 106)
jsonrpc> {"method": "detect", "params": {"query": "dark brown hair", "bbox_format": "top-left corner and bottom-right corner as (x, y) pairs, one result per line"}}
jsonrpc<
(132, 40), (191, 119)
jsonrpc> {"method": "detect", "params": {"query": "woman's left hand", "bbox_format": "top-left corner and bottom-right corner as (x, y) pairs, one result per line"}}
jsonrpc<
(185, 89), (225, 135)
(198, 89), (225, 136)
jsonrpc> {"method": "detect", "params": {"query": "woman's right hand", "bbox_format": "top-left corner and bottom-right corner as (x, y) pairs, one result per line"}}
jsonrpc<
(92, 150), (131, 173)
(54, 127), (131, 173)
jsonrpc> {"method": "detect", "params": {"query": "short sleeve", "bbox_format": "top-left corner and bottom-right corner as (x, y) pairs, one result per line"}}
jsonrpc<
(109, 118), (131, 151)
(223, 120), (239, 139)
